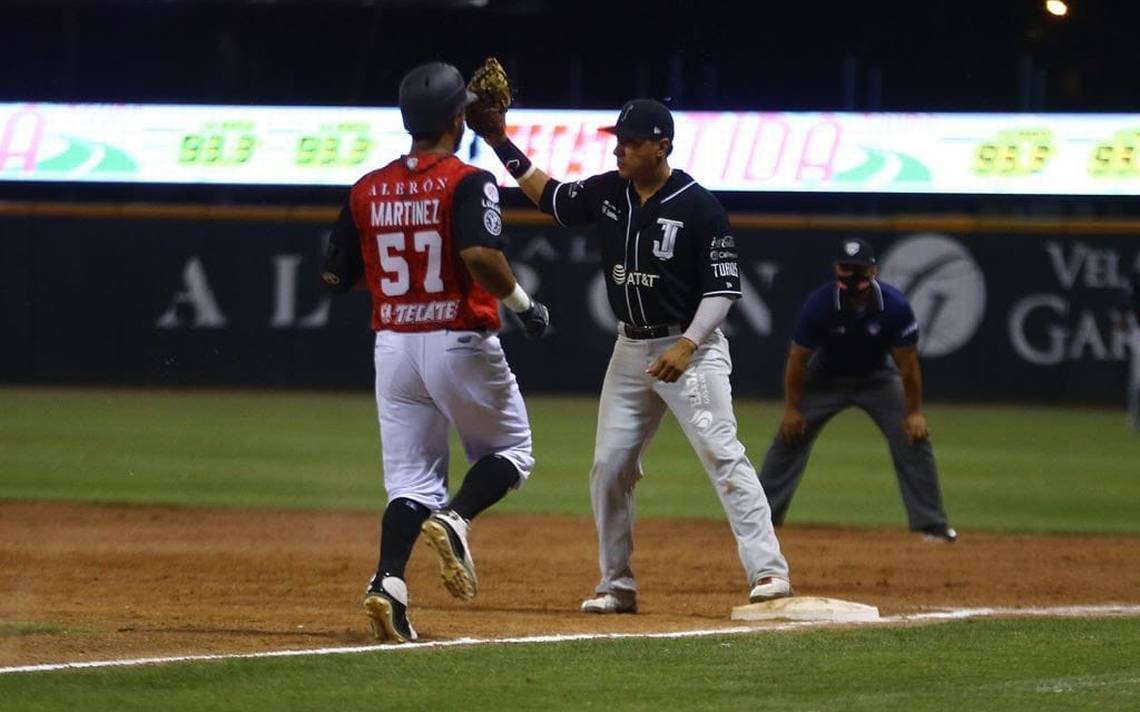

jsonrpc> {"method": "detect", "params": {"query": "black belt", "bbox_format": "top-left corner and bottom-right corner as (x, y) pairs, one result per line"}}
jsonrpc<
(621, 322), (683, 340)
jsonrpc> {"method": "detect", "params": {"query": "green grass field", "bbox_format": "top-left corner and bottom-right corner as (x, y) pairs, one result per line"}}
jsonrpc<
(2, 386), (1139, 709)
(1, 387), (1137, 533)
(3, 619), (1139, 711)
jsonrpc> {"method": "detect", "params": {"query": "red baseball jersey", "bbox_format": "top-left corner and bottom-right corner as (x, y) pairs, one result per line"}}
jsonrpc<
(347, 153), (502, 333)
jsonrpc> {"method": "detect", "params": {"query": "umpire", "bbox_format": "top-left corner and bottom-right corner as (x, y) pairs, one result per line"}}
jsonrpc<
(757, 239), (957, 542)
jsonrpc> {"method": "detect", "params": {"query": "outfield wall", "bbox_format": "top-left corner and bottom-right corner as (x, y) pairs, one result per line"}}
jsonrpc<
(1, 204), (1137, 403)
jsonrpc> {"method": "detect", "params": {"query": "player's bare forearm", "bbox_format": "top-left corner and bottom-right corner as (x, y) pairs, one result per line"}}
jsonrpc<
(460, 246), (516, 298)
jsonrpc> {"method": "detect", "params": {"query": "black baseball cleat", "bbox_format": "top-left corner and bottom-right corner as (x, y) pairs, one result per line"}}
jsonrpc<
(421, 510), (478, 600)
(363, 575), (417, 643)
(919, 525), (959, 543)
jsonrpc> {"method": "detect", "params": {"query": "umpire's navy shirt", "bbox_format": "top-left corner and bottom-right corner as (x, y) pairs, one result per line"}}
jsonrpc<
(792, 280), (920, 378)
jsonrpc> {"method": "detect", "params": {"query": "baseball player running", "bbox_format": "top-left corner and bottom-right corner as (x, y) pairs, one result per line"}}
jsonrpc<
(757, 239), (956, 541)
(466, 75), (791, 612)
(321, 61), (550, 642)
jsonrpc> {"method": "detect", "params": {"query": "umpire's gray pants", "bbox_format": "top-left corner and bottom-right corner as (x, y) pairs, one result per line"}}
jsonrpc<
(757, 367), (950, 531)
(590, 330), (789, 597)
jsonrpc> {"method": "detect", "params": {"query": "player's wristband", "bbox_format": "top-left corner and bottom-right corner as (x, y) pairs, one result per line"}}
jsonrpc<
(492, 139), (534, 180)
(501, 283), (533, 313)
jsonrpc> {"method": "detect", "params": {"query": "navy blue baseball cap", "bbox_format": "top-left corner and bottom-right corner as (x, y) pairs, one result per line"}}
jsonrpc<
(600, 99), (674, 141)
(835, 239), (876, 267)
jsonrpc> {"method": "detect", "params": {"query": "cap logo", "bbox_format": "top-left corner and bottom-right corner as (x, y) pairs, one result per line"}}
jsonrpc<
(653, 126), (661, 135)
(845, 241), (860, 256)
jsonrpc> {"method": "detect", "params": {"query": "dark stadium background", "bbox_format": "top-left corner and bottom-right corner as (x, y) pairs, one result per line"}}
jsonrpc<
(3, 0), (1137, 215)
(2, 0), (1137, 402)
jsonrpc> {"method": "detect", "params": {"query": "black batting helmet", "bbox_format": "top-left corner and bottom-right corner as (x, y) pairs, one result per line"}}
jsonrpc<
(398, 62), (477, 134)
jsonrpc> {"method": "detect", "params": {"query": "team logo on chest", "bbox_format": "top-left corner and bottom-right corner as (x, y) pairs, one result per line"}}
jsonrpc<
(653, 218), (684, 260)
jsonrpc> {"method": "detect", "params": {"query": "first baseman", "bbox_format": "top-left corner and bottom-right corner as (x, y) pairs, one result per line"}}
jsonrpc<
(467, 93), (792, 613)
(321, 61), (550, 642)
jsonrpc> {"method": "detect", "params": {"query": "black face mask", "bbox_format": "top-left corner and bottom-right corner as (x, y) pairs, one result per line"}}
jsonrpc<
(838, 274), (872, 294)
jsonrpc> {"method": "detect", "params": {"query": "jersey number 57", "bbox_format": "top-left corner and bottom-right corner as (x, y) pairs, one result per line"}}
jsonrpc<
(376, 230), (444, 296)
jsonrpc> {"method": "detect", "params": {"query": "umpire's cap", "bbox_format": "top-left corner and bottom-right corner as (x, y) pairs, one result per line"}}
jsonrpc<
(600, 99), (674, 141)
(398, 62), (477, 134)
(835, 239), (876, 267)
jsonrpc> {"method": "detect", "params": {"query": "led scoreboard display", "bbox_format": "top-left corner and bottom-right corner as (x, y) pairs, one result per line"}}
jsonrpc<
(1, 102), (1138, 194)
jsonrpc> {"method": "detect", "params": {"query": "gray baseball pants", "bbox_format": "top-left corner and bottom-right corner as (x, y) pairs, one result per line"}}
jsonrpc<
(590, 329), (789, 597)
(757, 365), (950, 531)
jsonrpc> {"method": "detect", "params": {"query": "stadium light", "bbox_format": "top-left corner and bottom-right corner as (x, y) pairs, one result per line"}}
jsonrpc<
(1045, 0), (1068, 17)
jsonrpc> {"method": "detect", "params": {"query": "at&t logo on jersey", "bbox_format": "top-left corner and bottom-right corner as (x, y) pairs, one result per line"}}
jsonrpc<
(611, 264), (660, 287)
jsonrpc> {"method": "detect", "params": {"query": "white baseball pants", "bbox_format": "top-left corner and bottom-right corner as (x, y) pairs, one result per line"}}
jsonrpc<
(373, 330), (534, 509)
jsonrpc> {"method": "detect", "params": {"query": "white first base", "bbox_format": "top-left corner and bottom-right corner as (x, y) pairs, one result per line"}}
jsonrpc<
(731, 596), (880, 623)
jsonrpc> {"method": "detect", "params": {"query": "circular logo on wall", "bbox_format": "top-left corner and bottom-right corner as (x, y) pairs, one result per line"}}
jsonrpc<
(878, 233), (986, 358)
(611, 264), (627, 286)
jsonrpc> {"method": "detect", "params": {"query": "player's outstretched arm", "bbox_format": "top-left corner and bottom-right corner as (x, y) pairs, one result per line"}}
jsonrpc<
(460, 246), (549, 339)
(466, 116), (550, 205)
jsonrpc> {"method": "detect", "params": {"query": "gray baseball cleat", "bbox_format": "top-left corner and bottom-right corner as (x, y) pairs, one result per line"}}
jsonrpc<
(749, 576), (794, 603)
(363, 575), (417, 643)
(421, 509), (478, 600)
(581, 591), (638, 614)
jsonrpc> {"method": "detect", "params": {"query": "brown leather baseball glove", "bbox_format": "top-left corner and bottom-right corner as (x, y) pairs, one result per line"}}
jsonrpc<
(466, 57), (511, 142)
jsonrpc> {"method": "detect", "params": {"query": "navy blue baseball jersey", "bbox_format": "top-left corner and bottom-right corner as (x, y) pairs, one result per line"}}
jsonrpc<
(792, 280), (919, 378)
(537, 169), (741, 327)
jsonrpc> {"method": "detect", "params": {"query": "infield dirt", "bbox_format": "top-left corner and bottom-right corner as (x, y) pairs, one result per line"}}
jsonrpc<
(3, 501), (1139, 666)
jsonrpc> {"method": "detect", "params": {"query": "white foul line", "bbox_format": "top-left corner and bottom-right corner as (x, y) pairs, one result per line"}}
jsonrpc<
(3, 603), (1140, 676)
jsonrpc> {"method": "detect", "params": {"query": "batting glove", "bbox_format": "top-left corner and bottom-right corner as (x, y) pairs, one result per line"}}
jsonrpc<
(517, 301), (550, 339)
